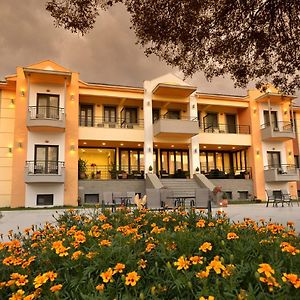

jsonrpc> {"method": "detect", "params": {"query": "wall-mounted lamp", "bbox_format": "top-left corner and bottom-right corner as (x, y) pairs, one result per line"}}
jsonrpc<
(148, 147), (152, 153)
(70, 145), (75, 152)
(20, 90), (25, 97)
(147, 101), (151, 106)
(284, 109), (288, 115)
(70, 94), (75, 101)
(11, 98), (15, 105)
(256, 150), (260, 156)
(18, 142), (22, 149)
(194, 148), (198, 154)
(192, 104), (195, 109)
(8, 146), (12, 153)
(253, 107), (257, 114)
(288, 151), (292, 156)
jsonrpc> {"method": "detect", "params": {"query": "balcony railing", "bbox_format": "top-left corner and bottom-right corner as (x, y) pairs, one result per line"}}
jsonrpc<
(25, 161), (65, 183)
(200, 124), (251, 134)
(264, 164), (299, 182)
(79, 164), (145, 180)
(154, 114), (198, 122)
(201, 167), (252, 179)
(28, 106), (65, 120)
(79, 117), (144, 129)
(260, 121), (295, 141)
(260, 121), (293, 132)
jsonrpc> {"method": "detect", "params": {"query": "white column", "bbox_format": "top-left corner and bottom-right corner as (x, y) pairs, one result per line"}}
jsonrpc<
(189, 93), (200, 177)
(143, 81), (154, 174)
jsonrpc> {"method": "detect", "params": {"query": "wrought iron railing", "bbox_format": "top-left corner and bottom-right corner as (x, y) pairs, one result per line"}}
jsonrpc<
(28, 106), (65, 120)
(79, 164), (145, 180)
(264, 164), (298, 174)
(26, 161), (65, 175)
(200, 167), (252, 179)
(260, 121), (293, 132)
(200, 123), (250, 134)
(79, 117), (144, 128)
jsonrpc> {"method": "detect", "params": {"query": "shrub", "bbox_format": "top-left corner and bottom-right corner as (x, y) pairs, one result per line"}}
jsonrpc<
(0, 209), (299, 299)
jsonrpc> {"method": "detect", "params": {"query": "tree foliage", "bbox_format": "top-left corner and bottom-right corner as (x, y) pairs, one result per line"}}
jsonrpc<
(46, 0), (300, 93)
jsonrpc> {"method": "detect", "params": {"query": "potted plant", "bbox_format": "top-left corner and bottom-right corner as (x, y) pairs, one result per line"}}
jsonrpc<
(219, 192), (229, 207)
(195, 166), (200, 173)
(78, 158), (87, 179)
(148, 165), (153, 173)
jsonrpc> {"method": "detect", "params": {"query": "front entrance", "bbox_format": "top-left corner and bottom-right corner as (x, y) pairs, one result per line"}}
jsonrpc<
(160, 150), (189, 177)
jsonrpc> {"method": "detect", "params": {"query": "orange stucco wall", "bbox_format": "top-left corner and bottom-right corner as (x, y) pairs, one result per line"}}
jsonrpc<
(10, 68), (27, 207)
(64, 73), (79, 206)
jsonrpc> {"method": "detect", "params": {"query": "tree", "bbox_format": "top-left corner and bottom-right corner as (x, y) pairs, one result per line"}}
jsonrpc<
(46, 0), (300, 94)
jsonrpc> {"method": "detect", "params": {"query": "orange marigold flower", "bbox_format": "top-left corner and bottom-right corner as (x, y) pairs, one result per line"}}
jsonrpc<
(222, 264), (235, 278)
(227, 232), (239, 240)
(259, 275), (281, 292)
(96, 284), (105, 292)
(33, 274), (48, 288)
(8, 289), (25, 300)
(125, 271), (141, 286)
(100, 239), (112, 247)
(174, 256), (190, 270)
(282, 273), (300, 288)
(280, 242), (300, 255)
(190, 256), (203, 265)
(72, 251), (82, 260)
(101, 223), (113, 230)
(24, 294), (35, 300)
(51, 241), (70, 257)
(50, 284), (62, 292)
(199, 296), (214, 300)
(196, 267), (210, 278)
(138, 259), (147, 269)
(74, 231), (86, 244)
(208, 222), (215, 227)
(196, 219), (206, 228)
(257, 263), (275, 278)
(114, 263), (125, 273)
(45, 271), (57, 282)
(199, 242), (212, 252)
(98, 215), (107, 222)
(10, 273), (28, 287)
(208, 256), (226, 274)
(100, 268), (115, 283)
(145, 243), (156, 253)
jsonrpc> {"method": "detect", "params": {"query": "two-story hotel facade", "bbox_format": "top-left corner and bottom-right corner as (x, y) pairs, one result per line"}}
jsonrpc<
(0, 60), (299, 208)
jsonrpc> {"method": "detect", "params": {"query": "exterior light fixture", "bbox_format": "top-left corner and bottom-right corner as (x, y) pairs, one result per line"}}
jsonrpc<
(288, 151), (292, 156)
(8, 146), (12, 153)
(18, 142), (22, 149)
(11, 98), (15, 105)
(284, 109), (288, 115)
(70, 94), (75, 101)
(102, 142), (106, 146)
(70, 145), (75, 152)
(256, 150), (260, 156)
(192, 104), (195, 109)
(253, 107), (257, 113)
(148, 147), (152, 152)
(20, 90), (25, 97)
(194, 148), (198, 153)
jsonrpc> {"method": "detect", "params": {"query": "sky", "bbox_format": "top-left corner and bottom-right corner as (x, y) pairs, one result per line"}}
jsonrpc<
(0, 0), (272, 96)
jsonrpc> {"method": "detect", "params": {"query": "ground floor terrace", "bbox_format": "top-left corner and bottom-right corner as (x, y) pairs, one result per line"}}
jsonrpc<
(78, 142), (251, 181)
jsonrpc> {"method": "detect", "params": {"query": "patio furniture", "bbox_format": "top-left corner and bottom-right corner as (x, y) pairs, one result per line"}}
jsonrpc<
(160, 170), (169, 178)
(265, 190), (282, 207)
(281, 189), (299, 206)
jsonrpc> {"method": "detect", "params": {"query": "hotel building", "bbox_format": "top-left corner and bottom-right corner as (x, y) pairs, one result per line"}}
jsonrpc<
(0, 60), (299, 208)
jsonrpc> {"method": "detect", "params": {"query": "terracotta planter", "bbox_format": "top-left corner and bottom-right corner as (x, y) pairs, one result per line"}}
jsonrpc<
(219, 199), (228, 207)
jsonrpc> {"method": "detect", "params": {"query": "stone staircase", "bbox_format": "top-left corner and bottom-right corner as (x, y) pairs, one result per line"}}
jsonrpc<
(160, 178), (200, 197)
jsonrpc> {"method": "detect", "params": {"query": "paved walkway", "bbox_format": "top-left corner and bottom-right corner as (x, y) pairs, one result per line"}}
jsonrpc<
(0, 204), (299, 241)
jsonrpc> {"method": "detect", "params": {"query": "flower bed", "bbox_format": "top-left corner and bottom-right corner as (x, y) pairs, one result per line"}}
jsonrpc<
(0, 209), (299, 299)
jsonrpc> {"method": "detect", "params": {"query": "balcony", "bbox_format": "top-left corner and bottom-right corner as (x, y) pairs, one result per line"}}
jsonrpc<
(260, 121), (295, 141)
(78, 117), (144, 141)
(198, 123), (251, 146)
(264, 164), (299, 182)
(27, 106), (65, 131)
(153, 114), (199, 138)
(201, 167), (252, 179)
(25, 161), (65, 183)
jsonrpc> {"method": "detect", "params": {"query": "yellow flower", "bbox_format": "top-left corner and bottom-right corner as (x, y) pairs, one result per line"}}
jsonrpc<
(50, 284), (62, 292)
(33, 274), (48, 288)
(10, 273), (28, 287)
(100, 268), (115, 283)
(208, 256), (226, 274)
(257, 263), (275, 278)
(125, 271), (141, 286)
(199, 242), (212, 252)
(51, 240), (70, 257)
(24, 295), (35, 300)
(100, 239), (112, 247)
(45, 271), (57, 282)
(114, 263), (125, 273)
(196, 219), (206, 228)
(227, 232), (239, 240)
(98, 215), (107, 222)
(199, 296), (214, 300)
(101, 223), (113, 230)
(72, 251), (82, 260)
(189, 256), (203, 265)
(280, 242), (300, 255)
(74, 230), (86, 244)
(145, 243), (156, 253)
(174, 256), (190, 270)
(138, 259), (147, 269)
(96, 284), (105, 292)
(8, 289), (25, 300)
(196, 267), (210, 278)
(259, 275), (281, 292)
(282, 273), (300, 288)
(222, 264), (235, 278)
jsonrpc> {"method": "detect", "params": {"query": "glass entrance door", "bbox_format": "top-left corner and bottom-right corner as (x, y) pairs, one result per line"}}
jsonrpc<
(160, 150), (189, 177)
(267, 151), (281, 168)
(80, 105), (94, 127)
(37, 94), (59, 119)
(34, 145), (59, 174)
(264, 111), (278, 128)
(226, 114), (236, 133)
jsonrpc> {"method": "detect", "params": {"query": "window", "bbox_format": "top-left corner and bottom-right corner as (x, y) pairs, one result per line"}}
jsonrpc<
(104, 106), (116, 123)
(37, 94), (59, 119)
(80, 105), (94, 127)
(34, 145), (59, 174)
(295, 155), (299, 168)
(224, 191), (232, 200)
(203, 113), (218, 131)
(124, 107), (138, 124)
(84, 194), (99, 204)
(263, 111), (278, 128)
(226, 114), (237, 133)
(37, 194), (53, 205)
(120, 149), (144, 173)
(238, 191), (248, 200)
(267, 151), (281, 168)
(152, 108), (160, 123)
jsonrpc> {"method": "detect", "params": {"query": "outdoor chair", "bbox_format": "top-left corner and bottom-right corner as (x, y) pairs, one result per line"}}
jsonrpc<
(265, 190), (282, 207)
(281, 190), (293, 207)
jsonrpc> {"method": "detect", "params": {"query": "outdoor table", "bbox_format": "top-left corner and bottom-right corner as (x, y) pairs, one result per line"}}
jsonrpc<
(112, 196), (132, 207)
(166, 196), (196, 208)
